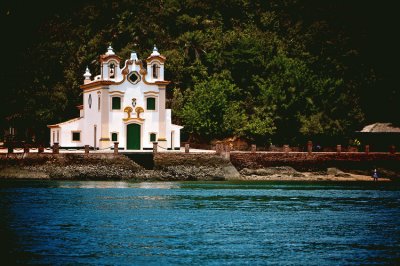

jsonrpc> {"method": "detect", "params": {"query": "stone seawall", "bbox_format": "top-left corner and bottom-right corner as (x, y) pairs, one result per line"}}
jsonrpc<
(0, 153), (142, 180)
(1, 152), (398, 181)
(230, 152), (400, 179)
(0, 153), (240, 181)
(153, 153), (240, 180)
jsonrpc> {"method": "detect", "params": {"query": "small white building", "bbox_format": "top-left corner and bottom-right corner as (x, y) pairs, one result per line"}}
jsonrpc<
(48, 45), (182, 151)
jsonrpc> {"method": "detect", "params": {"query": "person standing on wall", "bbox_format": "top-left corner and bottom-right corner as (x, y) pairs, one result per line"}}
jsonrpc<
(372, 168), (379, 182)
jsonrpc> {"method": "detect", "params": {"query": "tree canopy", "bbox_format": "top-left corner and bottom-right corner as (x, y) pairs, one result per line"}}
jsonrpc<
(1, 0), (398, 145)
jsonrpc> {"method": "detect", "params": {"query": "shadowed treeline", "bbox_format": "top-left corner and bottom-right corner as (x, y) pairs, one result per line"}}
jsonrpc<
(1, 0), (398, 146)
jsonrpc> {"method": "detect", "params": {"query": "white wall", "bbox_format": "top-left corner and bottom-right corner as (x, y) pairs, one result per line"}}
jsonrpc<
(53, 53), (181, 150)
(82, 91), (101, 148)
(107, 80), (161, 149)
(51, 118), (84, 147)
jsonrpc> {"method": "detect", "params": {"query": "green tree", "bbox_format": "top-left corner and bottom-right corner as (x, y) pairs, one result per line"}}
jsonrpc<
(1, 0), (383, 145)
(180, 71), (241, 141)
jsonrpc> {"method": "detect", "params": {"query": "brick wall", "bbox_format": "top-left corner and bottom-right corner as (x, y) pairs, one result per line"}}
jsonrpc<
(230, 152), (400, 172)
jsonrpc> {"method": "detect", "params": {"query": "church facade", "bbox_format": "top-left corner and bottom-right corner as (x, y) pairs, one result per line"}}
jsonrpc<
(48, 45), (182, 150)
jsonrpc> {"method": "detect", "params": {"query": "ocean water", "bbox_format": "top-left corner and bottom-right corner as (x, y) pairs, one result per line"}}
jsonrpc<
(0, 180), (399, 265)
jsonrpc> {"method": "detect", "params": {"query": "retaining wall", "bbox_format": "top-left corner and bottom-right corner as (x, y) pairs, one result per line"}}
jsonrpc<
(230, 152), (400, 173)
(153, 153), (240, 180)
(0, 153), (142, 179)
(154, 153), (228, 168)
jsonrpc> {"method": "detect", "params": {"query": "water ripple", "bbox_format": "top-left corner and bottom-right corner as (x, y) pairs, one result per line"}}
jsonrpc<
(1, 180), (399, 265)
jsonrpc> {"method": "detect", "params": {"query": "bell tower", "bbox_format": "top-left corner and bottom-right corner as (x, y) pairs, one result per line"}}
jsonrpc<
(100, 45), (122, 80)
(146, 45), (166, 82)
(146, 45), (168, 148)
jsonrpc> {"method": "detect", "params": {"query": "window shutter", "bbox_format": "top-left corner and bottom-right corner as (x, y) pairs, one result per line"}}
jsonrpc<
(147, 98), (155, 110)
(112, 97), (121, 110)
(72, 132), (80, 141)
(111, 133), (118, 142)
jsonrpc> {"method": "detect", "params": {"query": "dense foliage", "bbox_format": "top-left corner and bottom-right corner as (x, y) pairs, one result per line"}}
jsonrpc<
(1, 0), (398, 145)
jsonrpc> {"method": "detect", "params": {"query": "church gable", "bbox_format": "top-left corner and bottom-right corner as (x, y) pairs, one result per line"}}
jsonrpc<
(81, 45), (169, 91)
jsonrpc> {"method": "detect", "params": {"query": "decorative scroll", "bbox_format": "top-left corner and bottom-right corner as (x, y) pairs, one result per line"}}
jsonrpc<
(123, 106), (133, 121)
(135, 107), (144, 119)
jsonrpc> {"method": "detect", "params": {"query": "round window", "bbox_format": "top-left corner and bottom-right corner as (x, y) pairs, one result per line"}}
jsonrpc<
(128, 71), (141, 84)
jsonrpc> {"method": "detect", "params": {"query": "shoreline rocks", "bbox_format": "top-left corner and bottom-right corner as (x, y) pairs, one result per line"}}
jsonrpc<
(240, 166), (306, 177)
(238, 166), (391, 182)
(0, 154), (143, 180)
(0, 153), (241, 181)
(0, 153), (396, 182)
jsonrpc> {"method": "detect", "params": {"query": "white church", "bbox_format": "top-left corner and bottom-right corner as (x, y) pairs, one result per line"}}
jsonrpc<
(48, 45), (182, 151)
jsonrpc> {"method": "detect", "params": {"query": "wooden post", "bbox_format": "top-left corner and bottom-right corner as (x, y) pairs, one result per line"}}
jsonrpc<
(85, 145), (90, 154)
(365, 145), (369, 154)
(153, 142), (158, 154)
(24, 146), (29, 154)
(223, 144), (231, 160)
(251, 144), (256, 153)
(216, 143), (222, 155)
(390, 145), (396, 154)
(283, 145), (289, 153)
(307, 141), (312, 155)
(7, 143), (14, 153)
(336, 144), (341, 154)
(114, 142), (119, 155)
(53, 143), (59, 154)
(185, 143), (190, 153)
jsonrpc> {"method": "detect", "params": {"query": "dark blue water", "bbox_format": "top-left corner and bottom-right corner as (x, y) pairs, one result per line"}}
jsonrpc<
(1, 180), (399, 265)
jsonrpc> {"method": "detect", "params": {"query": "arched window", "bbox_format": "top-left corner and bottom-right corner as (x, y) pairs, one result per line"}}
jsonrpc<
(112, 97), (121, 110)
(150, 133), (156, 142)
(152, 64), (159, 79)
(98, 95), (101, 111)
(109, 62), (116, 79)
(111, 132), (118, 142)
(146, 97), (156, 110)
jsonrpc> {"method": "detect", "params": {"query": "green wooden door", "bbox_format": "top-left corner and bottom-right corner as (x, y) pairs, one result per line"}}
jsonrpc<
(127, 124), (141, 150)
